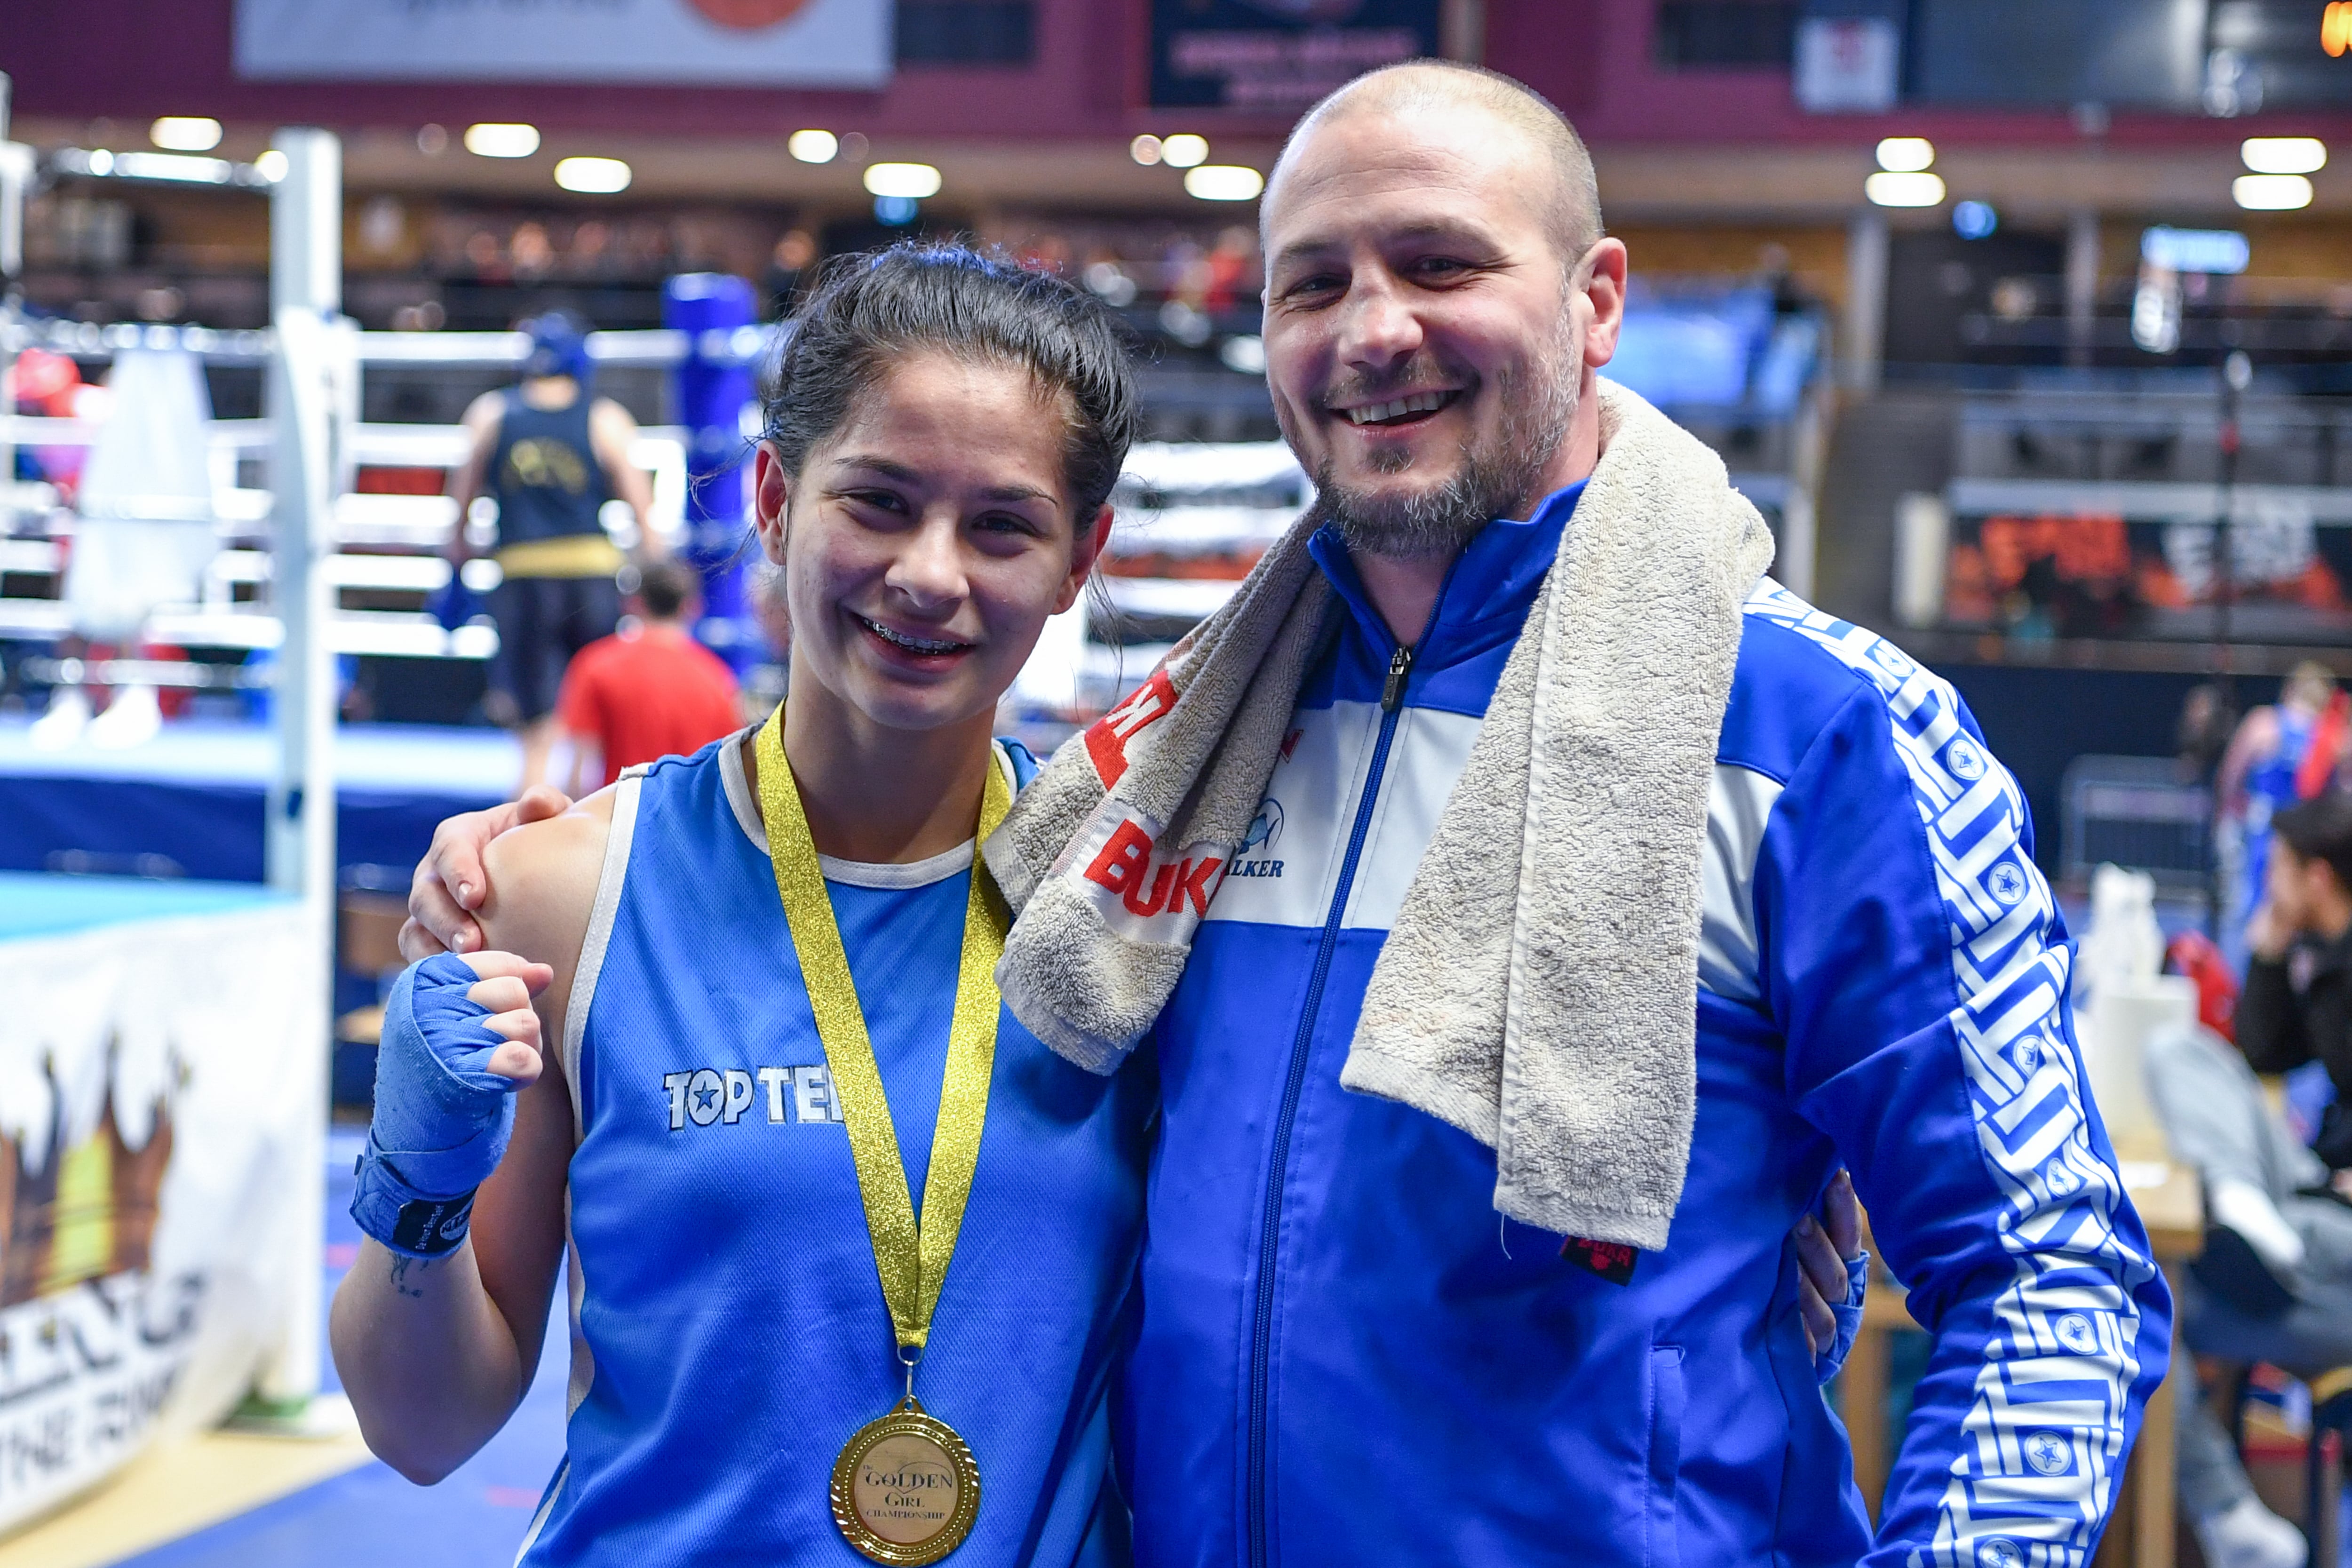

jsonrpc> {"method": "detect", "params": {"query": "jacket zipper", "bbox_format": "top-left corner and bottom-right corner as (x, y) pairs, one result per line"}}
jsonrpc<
(1244, 636), (1415, 1568)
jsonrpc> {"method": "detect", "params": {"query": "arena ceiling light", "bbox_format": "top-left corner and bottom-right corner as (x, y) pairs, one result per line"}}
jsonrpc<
(2234, 173), (2314, 210)
(788, 129), (839, 164)
(464, 123), (541, 159)
(115, 151), (235, 183)
(1874, 136), (1935, 173)
(1160, 134), (1210, 168)
(58, 146), (252, 186)
(150, 117), (222, 152)
(1185, 165), (1265, 202)
(2241, 137), (2327, 175)
(554, 157), (632, 194)
(1131, 135), (1165, 166)
(863, 161), (943, 199)
(1865, 170), (1945, 207)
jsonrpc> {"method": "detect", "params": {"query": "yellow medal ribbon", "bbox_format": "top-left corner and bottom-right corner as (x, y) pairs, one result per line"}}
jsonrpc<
(754, 705), (1012, 1357)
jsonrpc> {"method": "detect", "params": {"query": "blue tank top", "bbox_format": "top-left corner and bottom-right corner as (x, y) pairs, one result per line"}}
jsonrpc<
(519, 731), (1151, 1566)
(491, 394), (610, 546)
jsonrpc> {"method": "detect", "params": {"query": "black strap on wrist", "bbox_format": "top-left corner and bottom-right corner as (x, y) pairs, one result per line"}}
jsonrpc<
(389, 1191), (479, 1258)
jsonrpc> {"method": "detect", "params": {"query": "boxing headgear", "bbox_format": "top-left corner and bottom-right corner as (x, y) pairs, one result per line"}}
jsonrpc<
(520, 310), (593, 383)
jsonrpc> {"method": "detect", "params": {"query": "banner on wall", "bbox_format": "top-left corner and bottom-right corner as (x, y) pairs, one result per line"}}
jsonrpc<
(0, 899), (313, 1535)
(1931, 498), (2352, 644)
(1149, 0), (1440, 112)
(235, 0), (892, 86)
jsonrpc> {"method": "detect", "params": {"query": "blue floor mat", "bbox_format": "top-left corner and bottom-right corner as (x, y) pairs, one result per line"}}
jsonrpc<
(115, 1130), (571, 1568)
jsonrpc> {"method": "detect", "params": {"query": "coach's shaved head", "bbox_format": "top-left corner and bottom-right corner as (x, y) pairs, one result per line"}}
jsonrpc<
(1255, 58), (1629, 566)
(1271, 60), (1605, 259)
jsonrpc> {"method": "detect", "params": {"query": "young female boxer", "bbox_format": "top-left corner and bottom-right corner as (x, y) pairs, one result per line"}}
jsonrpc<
(333, 246), (1147, 1565)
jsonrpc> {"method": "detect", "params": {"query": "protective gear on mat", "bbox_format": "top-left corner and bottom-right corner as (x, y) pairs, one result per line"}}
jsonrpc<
(350, 953), (525, 1258)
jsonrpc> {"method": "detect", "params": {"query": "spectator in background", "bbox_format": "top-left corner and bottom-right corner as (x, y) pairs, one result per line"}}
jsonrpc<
(2178, 681), (2236, 785)
(1201, 225), (1259, 313)
(2241, 793), (2352, 1171)
(2147, 1019), (2351, 1568)
(450, 310), (657, 790)
(549, 559), (740, 797)
(2221, 662), (2349, 935)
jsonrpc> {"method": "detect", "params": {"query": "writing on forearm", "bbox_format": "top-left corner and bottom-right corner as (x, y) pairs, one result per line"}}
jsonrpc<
(390, 1256), (432, 1299)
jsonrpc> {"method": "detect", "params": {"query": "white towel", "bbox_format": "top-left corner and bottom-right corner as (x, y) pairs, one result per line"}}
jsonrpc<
(986, 380), (1775, 1248)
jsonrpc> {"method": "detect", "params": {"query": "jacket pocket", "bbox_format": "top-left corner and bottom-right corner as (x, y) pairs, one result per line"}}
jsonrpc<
(1645, 1345), (1686, 1568)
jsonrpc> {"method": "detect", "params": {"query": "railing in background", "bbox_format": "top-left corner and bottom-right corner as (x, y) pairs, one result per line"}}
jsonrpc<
(2060, 753), (2213, 894)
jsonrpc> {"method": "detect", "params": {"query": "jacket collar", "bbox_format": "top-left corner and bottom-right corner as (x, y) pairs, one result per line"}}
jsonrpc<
(1306, 480), (1587, 668)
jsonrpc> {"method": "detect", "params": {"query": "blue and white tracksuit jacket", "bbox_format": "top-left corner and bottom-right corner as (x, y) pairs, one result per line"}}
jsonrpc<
(1115, 481), (2172, 1567)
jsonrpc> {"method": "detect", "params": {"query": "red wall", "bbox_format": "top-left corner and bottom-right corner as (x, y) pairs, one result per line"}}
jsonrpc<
(5, 0), (2348, 150)
(0, 0), (1142, 140)
(1540, 0), (2352, 149)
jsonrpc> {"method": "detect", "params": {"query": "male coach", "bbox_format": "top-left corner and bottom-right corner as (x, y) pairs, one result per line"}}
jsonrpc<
(407, 63), (2168, 1567)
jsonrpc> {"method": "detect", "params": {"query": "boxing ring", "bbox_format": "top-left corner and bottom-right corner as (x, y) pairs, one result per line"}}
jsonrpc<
(0, 126), (529, 1537)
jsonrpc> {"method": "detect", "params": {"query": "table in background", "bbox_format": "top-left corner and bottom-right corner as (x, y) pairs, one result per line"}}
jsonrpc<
(1842, 1162), (2203, 1568)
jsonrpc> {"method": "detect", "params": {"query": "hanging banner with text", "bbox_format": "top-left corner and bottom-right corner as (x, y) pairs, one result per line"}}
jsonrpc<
(1150, 0), (1440, 112)
(0, 896), (313, 1536)
(235, 0), (891, 86)
(1925, 493), (2352, 644)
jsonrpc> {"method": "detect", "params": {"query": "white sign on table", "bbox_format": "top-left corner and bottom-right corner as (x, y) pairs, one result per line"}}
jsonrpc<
(234, 0), (893, 86)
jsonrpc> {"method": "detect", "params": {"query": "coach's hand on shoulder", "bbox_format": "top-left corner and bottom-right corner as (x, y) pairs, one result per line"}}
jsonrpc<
(401, 786), (575, 960)
(349, 952), (553, 1260)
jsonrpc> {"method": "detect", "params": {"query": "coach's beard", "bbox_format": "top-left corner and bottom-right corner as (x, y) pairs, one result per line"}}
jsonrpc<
(1306, 337), (1580, 564)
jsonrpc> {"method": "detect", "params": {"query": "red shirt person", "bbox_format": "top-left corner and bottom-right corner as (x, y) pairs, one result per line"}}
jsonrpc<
(552, 561), (743, 794)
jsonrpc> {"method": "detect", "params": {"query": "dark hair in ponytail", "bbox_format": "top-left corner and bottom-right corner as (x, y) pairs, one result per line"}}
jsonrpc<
(757, 243), (1137, 524)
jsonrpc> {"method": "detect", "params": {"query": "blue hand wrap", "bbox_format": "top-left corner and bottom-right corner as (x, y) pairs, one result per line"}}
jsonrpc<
(1818, 1250), (1870, 1385)
(350, 954), (525, 1258)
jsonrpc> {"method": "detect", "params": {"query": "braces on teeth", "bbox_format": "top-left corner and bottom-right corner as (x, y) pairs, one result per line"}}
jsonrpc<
(863, 616), (967, 654)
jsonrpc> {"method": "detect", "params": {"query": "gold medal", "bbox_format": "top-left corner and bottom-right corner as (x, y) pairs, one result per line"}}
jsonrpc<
(830, 1396), (983, 1565)
(755, 708), (1011, 1567)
